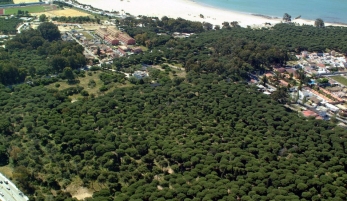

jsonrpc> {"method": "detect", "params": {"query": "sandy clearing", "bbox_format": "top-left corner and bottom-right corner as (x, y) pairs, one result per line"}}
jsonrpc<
(48, 8), (91, 17)
(72, 187), (93, 200)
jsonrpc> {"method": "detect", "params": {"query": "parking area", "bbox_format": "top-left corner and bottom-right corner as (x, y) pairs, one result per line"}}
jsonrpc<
(0, 173), (28, 201)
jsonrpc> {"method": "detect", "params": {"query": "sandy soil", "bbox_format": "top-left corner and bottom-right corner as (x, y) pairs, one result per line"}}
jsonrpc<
(48, 8), (91, 17)
(78, 0), (346, 28)
(71, 187), (93, 200)
(13, 0), (39, 3)
(64, 177), (93, 200)
(33, 8), (91, 18)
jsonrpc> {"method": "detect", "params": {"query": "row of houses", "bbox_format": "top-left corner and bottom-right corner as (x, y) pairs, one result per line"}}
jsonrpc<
(95, 26), (135, 45)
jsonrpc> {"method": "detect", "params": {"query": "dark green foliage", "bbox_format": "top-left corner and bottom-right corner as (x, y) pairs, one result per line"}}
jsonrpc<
(119, 23), (347, 81)
(37, 22), (61, 41)
(1, 74), (346, 200)
(315, 18), (325, 28)
(0, 0), (13, 5)
(52, 16), (97, 24)
(99, 72), (125, 85)
(0, 28), (85, 85)
(0, 144), (8, 165)
(0, 18), (22, 34)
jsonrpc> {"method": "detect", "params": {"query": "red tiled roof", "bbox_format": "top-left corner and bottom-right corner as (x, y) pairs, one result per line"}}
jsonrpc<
(317, 63), (325, 68)
(275, 67), (286, 73)
(279, 80), (289, 86)
(285, 68), (297, 74)
(302, 110), (318, 117)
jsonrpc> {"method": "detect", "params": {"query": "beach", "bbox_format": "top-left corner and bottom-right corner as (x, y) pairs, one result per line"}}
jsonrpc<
(77, 0), (345, 28)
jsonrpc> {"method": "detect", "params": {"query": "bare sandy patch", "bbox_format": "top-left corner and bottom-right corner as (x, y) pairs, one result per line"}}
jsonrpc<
(72, 187), (93, 200)
(65, 177), (93, 200)
(48, 8), (91, 17)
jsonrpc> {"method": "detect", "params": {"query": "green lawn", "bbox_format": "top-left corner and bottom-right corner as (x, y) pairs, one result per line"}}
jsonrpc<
(331, 76), (347, 86)
(81, 31), (93, 40)
(5, 5), (46, 15)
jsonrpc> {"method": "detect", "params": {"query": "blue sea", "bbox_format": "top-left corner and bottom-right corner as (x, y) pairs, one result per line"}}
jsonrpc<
(194, 0), (347, 23)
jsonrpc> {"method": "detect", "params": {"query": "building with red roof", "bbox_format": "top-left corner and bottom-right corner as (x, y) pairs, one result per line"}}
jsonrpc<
(105, 35), (119, 45)
(302, 110), (318, 117)
(118, 33), (135, 45)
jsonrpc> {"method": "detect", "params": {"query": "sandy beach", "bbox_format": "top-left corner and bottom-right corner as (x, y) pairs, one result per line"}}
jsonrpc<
(77, 0), (345, 28)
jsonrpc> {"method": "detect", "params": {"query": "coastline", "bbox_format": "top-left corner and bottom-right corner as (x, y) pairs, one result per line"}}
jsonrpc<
(76, 0), (346, 28)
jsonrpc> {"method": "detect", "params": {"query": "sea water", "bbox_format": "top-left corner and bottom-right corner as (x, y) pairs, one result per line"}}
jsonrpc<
(194, 0), (347, 23)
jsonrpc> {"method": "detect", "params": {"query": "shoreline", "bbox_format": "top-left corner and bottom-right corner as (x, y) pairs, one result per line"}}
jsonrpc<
(76, 0), (347, 28)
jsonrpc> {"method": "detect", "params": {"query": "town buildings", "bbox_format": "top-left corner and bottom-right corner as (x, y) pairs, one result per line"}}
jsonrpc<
(118, 33), (135, 45)
(95, 26), (135, 45)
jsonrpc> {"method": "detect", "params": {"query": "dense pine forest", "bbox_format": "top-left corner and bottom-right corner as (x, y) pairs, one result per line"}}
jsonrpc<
(0, 19), (347, 201)
(1, 74), (347, 201)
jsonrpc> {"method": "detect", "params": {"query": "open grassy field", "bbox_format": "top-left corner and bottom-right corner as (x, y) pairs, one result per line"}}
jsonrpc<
(13, 0), (39, 3)
(4, 5), (49, 14)
(331, 76), (347, 86)
(46, 70), (133, 101)
(81, 31), (93, 40)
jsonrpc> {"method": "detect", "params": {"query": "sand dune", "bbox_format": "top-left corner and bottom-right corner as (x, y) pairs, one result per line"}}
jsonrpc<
(77, 0), (345, 28)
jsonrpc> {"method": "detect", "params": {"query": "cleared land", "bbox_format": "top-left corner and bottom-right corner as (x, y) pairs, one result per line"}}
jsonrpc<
(4, 5), (50, 14)
(331, 76), (347, 86)
(13, 0), (39, 3)
(46, 8), (90, 17)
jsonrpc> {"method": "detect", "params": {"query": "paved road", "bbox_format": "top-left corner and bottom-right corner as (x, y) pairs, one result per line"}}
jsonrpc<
(65, 32), (100, 62)
(0, 173), (28, 201)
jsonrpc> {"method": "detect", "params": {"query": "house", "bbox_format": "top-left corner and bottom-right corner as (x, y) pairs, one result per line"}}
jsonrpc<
(118, 33), (135, 45)
(105, 35), (119, 45)
(302, 110), (318, 118)
(279, 80), (289, 87)
(107, 26), (121, 37)
(336, 104), (347, 117)
(317, 63), (326, 68)
(133, 71), (148, 79)
(118, 47), (127, 56)
(285, 68), (299, 78)
(95, 28), (108, 38)
(274, 67), (286, 73)
(308, 96), (321, 105)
